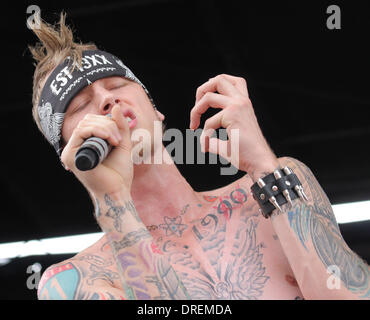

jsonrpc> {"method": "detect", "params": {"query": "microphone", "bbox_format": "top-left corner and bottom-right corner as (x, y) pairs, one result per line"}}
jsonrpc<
(75, 113), (113, 171)
(75, 137), (111, 171)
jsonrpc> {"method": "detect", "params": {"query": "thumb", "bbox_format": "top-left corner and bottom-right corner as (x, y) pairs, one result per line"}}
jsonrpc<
(111, 104), (128, 131)
(111, 104), (131, 147)
(208, 137), (232, 163)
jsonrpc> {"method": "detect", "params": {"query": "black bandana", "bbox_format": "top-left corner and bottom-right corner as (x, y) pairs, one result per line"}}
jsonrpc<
(37, 50), (156, 155)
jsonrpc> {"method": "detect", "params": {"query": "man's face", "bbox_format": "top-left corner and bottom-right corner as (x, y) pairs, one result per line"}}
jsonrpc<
(61, 76), (163, 148)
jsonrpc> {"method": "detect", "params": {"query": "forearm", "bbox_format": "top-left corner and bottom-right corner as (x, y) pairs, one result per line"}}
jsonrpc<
(249, 157), (370, 299)
(93, 190), (190, 300)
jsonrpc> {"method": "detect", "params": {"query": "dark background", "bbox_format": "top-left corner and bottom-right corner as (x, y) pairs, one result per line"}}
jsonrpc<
(1, 0), (369, 300)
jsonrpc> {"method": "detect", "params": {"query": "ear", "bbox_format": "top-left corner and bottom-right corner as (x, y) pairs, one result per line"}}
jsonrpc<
(155, 109), (165, 121)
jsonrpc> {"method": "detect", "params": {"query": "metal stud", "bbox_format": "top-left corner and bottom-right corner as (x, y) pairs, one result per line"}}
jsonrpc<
(273, 170), (282, 180)
(282, 189), (293, 208)
(294, 185), (309, 202)
(300, 186), (309, 202)
(260, 193), (265, 200)
(269, 196), (283, 213)
(257, 178), (266, 188)
(274, 169), (292, 207)
(272, 185), (278, 192)
(283, 166), (292, 175)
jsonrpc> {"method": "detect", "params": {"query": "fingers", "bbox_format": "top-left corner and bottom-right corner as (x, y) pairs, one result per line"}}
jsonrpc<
(200, 132), (232, 162)
(215, 74), (249, 97)
(190, 92), (231, 130)
(61, 111), (126, 170)
(208, 137), (231, 162)
(61, 127), (116, 171)
(199, 111), (225, 153)
(195, 74), (248, 104)
(111, 104), (128, 133)
(110, 105), (134, 154)
(83, 120), (122, 143)
(191, 74), (249, 130)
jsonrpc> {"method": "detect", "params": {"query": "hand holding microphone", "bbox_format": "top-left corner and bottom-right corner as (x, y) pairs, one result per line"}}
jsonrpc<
(60, 105), (134, 197)
(74, 114), (113, 171)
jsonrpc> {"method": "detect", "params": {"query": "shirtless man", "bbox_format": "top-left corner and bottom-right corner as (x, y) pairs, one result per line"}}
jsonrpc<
(30, 13), (369, 300)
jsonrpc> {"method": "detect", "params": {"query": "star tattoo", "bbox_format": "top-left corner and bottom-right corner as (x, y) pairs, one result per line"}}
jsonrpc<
(159, 216), (188, 237)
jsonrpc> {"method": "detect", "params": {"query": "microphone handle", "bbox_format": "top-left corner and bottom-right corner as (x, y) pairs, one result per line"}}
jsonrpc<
(75, 137), (110, 171)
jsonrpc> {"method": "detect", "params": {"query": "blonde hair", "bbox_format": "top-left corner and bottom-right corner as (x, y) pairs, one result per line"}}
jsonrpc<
(28, 11), (97, 138)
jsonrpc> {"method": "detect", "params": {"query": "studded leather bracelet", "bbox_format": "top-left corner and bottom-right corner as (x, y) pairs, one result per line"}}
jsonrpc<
(251, 167), (309, 218)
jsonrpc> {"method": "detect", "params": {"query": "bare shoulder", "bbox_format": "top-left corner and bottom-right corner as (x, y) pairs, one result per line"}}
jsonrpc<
(277, 156), (324, 200)
(37, 235), (125, 300)
(37, 256), (81, 299)
(277, 156), (319, 182)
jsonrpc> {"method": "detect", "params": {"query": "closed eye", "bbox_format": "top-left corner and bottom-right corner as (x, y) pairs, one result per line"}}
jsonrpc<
(72, 100), (90, 113)
(108, 83), (126, 90)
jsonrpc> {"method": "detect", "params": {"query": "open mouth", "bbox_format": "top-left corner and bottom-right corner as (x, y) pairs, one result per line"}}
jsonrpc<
(122, 109), (137, 129)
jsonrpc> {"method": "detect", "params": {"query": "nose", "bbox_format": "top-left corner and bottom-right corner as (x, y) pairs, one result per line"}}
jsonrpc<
(99, 98), (121, 115)
(97, 89), (121, 115)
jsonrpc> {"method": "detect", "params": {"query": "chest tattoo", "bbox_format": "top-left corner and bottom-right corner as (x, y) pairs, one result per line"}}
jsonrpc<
(156, 186), (270, 299)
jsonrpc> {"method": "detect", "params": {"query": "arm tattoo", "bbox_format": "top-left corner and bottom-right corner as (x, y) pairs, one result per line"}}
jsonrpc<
(145, 275), (169, 300)
(104, 195), (141, 231)
(110, 228), (152, 251)
(38, 254), (122, 300)
(38, 262), (81, 300)
(87, 291), (123, 300)
(104, 194), (127, 232)
(114, 240), (190, 300)
(125, 199), (141, 223)
(101, 194), (190, 300)
(77, 254), (119, 286)
(278, 158), (370, 298)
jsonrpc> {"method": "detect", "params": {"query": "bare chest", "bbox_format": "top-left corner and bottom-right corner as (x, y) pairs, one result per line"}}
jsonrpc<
(135, 190), (304, 300)
(91, 185), (304, 300)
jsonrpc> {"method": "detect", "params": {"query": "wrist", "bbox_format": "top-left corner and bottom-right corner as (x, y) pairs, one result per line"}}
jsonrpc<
(250, 165), (309, 219)
(90, 187), (131, 204)
(246, 158), (280, 183)
(90, 188), (133, 228)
